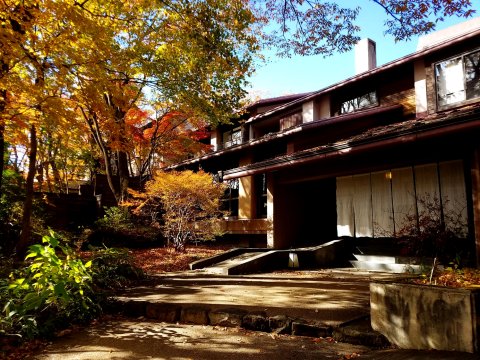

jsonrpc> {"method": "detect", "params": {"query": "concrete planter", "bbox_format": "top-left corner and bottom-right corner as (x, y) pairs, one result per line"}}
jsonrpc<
(370, 281), (480, 353)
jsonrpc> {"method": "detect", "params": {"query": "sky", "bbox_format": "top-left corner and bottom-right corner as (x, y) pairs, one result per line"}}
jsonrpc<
(246, 2), (480, 99)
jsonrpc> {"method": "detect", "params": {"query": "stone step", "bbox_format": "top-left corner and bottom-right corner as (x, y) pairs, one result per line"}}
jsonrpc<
(350, 260), (423, 274)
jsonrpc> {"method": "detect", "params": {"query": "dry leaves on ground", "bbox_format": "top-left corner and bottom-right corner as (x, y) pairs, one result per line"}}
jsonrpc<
(412, 267), (480, 288)
(127, 245), (232, 274)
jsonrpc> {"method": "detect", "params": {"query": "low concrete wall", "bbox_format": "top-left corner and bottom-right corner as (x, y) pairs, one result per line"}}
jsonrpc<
(219, 219), (271, 234)
(189, 248), (267, 270)
(370, 281), (480, 353)
(228, 251), (287, 275)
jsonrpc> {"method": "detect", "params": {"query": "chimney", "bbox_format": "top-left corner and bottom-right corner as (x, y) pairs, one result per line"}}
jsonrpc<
(355, 38), (376, 75)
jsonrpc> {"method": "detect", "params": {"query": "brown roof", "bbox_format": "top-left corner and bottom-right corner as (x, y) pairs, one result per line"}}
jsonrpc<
(223, 103), (480, 180)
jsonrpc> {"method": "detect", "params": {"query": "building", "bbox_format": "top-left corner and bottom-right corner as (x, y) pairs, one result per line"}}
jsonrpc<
(168, 18), (480, 266)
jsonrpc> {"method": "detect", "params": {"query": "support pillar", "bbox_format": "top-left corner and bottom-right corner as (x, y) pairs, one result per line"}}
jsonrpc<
(267, 174), (275, 248)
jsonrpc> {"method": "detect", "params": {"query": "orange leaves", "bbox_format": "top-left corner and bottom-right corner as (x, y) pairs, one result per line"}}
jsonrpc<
(125, 108), (149, 126)
(141, 170), (227, 251)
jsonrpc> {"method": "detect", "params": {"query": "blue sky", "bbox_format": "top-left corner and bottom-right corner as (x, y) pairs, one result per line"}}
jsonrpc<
(247, 2), (480, 99)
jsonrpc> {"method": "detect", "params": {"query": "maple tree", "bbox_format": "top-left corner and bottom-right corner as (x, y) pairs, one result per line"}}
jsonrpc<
(0, 0), (258, 255)
(252, 0), (476, 56)
(70, 0), (258, 203)
(136, 170), (227, 252)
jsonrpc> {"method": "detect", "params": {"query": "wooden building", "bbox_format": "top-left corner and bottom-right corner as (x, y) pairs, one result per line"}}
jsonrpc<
(168, 18), (480, 266)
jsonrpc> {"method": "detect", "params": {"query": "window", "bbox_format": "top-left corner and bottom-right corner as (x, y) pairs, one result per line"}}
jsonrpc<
(221, 178), (239, 217)
(435, 49), (480, 108)
(255, 174), (267, 218)
(222, 127), (242, 149)
(340, 91), (378, 114)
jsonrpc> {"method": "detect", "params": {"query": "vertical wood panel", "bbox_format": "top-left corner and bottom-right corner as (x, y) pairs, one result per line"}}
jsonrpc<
(439, 160), (468, 236)
(414, 163), (440, 219)
(371, 171), (394, 237)
(336, 176), (355, 237)
(353, 174), (373, 237)
(392, 167), (417, 232)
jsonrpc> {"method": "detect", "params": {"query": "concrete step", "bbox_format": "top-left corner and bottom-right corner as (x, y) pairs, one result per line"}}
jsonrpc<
(106, 298), (385, 349)
(353, 254), (432, 265)
(353, 255), (397, 264)
(350, 260), (423, 274)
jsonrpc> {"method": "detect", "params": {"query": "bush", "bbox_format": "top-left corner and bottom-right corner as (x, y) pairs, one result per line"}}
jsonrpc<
(136, 170), (227, 252)
(0, 169), (49, 255)
(88, 247), (145, 289)
(1, 231), (98, 339)
(95, 206), (132, 231)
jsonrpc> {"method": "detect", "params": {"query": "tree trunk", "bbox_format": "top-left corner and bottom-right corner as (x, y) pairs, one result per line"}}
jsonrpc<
(16, 125), (37, 259)
(0, 89), (6, 197)
(117, 149), (129, 203)
(0, 120), (4, 198)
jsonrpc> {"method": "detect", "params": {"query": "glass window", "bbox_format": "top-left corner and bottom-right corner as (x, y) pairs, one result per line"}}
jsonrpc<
(255, 174), (267, 218)
(222, 127), (242, 149)
(465, 51), (480, 101)
(340, 91), (378, 114)
(435, 49), (480, 108)
(221, 178), (239, 217)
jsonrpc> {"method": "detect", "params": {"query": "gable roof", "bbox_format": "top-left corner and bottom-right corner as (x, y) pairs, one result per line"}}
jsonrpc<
(246, 21), (480, 125)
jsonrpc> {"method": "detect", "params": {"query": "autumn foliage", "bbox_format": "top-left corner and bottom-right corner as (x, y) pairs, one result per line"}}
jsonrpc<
(135, 170), (227, 252)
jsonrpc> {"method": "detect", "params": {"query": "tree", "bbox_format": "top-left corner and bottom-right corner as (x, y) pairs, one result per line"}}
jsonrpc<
(251, 0), (476, 57)
(0, 0), (258, 256)
(136, 170), (227, 252)
(70, 0), (258, 203)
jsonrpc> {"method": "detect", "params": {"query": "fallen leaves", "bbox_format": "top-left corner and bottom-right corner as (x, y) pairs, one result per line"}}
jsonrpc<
(337, 353), (361, 360)
(82, 244), (232, 275)
(411, 267), (480, 288)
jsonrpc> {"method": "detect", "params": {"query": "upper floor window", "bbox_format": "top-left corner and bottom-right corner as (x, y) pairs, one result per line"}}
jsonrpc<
(340, 91), (378, 114)
(222, 127), (242, 149)
(435, 49), (480, 109)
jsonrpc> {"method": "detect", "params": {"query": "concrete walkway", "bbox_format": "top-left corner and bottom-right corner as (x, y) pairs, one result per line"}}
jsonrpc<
(29, 268), (480, 359)
(113, 269), (401, 327)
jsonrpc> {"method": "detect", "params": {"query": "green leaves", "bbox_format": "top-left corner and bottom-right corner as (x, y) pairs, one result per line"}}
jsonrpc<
(1, 230), (94, 339)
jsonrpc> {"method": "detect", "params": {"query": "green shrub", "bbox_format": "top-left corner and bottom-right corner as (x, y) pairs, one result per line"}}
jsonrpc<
(95, 206), (132, 231)
(1, 230), (98, 339)
(88, 247), (144, 289)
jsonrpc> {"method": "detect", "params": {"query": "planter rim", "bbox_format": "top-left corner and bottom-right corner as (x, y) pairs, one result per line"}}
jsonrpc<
(371, 279), (480, 293)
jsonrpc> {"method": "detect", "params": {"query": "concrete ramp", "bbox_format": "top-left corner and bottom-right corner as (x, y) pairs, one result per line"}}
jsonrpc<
(190, 239), (347, 275)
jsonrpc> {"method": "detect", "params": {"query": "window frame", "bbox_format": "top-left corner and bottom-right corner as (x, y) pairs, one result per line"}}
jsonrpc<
(222, 126), (242, 149)
(434, 47), (480, 111)
(255, 173), (268, 219)
(221, 178), (239, 218)
(339, 90), (378, 115)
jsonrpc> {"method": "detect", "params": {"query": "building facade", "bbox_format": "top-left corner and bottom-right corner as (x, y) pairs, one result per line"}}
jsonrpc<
(169, 18), (480, 265)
